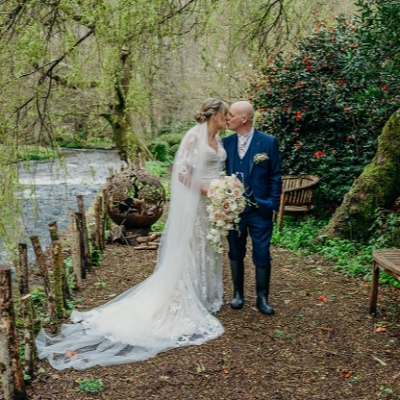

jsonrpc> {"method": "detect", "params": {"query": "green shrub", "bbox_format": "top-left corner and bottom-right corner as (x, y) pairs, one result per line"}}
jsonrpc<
(76, 379), (104, 393)
(159, 133), (182, 146)
(169, 143), (180, 158)
(148, 140), (170, 162)
(273, 207), (400, 286)
(249, 7), (399, 210)
(158, 118), (193, 136)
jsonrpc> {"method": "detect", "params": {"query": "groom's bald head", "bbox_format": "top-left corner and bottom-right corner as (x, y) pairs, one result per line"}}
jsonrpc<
(227, 101), (254, 134)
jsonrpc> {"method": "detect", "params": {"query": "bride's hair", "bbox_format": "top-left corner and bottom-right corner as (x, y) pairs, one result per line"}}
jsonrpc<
(194, 98), (228, 123)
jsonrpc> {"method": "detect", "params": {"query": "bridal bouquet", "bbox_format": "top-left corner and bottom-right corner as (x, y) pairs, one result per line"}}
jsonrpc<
(206, 172), (246, 253)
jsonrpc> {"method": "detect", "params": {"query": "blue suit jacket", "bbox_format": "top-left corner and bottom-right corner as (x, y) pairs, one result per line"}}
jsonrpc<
(223, 129), (282, 219)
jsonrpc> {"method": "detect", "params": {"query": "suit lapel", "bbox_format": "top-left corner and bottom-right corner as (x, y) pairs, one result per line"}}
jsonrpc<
(249, 130), (261, 175)
(227, 134), (237, 174)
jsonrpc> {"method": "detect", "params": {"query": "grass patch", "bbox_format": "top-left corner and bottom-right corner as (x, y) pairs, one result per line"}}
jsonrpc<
(272, 214), (400, 288)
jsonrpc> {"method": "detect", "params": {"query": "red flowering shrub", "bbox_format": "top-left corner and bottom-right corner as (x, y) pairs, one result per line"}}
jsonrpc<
(249, 9), (399, 209)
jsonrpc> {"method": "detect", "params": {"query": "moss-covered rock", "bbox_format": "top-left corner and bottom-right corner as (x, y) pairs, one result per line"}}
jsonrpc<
(321, 109), (400, 240)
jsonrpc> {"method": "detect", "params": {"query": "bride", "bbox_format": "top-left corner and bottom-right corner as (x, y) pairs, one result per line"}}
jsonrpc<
(36, 98), (229, 370)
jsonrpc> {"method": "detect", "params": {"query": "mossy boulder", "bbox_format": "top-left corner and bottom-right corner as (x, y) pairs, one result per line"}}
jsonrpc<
(321, 109), (400, 240)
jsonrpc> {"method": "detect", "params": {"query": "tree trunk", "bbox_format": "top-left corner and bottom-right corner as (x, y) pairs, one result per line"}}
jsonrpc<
(0, 265), (28, 400)
(101, 48), (151, 164)
(321, 109), (400, 239)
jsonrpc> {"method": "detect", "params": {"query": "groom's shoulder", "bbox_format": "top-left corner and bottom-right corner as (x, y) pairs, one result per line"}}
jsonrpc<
(222, 131), (235, 143)
(254, 128), (277, 142)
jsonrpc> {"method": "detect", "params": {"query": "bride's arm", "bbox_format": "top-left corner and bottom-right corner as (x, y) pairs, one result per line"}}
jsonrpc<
(176, 130), (208, 196)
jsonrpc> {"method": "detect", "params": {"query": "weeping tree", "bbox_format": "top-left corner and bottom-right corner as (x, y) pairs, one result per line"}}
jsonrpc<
(321, 109), (400, 239)
(0, 0), (220, 162)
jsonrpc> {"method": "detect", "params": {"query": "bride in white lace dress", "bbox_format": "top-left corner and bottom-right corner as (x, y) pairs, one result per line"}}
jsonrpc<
(36, 98), (229, 370)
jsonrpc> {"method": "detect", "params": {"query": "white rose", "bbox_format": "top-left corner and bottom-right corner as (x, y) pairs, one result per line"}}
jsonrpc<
(229, 200), (238, 212)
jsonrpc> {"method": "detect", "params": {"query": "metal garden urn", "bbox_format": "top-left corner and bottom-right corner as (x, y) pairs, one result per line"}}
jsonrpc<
(105, 168), (166, 230)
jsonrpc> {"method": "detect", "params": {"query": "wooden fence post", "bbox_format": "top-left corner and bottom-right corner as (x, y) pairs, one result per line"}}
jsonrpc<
(75, 212), (87, 279)
(0, 264), (28, 400)
(18, 243), (29, 296)
(69, 210), (81, 290)
(48, 221), (71, 306)
(103, 180), (112, 231)
(76, 195), (92, 272)
(29, 235), (57, 328)
(94, 196), (104, 253)
(51, 241), (64, 320)
(20, 294), (35, 378)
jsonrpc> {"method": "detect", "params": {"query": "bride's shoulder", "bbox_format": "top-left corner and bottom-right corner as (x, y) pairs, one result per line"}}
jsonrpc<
(182, 126), (202, 145)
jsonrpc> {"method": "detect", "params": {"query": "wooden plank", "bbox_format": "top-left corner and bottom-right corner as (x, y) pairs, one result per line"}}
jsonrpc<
(372, 250), (400, 275)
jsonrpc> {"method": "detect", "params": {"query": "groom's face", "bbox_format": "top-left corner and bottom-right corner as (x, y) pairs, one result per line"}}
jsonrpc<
(226, 107), (242, 132)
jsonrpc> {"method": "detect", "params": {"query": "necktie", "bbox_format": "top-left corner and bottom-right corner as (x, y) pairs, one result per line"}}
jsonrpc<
(238, 134), (249, 159)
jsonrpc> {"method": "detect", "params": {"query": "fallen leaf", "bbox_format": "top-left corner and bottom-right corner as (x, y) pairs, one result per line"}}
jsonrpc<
(65, 350), (78, 358)
(340, 371), (351, 378)
(221, 369), (229, 374)
(375, 326), (387, 333)
(317, 294), (327, 302)
(318, 326), (333, 332)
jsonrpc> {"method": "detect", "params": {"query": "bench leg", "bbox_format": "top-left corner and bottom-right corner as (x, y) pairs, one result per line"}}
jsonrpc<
(278, 197), (285, 232)
(369, 260), (380, 315)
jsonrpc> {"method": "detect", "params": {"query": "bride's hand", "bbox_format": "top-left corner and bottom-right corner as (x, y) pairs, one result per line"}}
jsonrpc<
(201, 185), (209, 197)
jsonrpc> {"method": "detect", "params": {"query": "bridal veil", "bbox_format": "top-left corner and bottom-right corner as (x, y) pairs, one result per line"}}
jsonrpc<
(36, 122), (225, 370)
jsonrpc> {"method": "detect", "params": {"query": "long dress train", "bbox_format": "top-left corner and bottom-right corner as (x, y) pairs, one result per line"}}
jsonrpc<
(35, 122), (227, 370)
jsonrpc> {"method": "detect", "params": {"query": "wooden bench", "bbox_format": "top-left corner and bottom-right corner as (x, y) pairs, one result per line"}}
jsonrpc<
(369, 249), (400, 314)
(278, 175), (320, 231)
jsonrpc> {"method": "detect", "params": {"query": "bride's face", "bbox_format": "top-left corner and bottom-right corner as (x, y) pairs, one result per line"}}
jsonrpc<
(214, 109), (228, 131)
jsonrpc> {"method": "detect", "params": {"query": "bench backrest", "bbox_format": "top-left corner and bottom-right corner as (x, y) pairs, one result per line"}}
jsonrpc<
(281, 175), (320, 207)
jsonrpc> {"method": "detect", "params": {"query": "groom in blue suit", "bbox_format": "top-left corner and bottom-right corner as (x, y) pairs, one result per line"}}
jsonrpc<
(223, 101), (282, 315)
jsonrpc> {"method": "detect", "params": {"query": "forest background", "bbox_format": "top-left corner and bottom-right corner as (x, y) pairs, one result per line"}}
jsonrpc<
(1, 0), (400, 284)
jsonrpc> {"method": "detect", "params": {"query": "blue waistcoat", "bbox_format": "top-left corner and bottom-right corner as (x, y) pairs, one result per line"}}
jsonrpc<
(232, 149), (255, 213)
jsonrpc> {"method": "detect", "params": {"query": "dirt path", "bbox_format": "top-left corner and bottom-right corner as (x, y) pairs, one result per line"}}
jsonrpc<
(23, 244), (400, 400)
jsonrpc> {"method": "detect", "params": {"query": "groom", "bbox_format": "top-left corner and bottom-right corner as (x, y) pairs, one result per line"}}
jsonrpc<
(223, 101), (282, 315)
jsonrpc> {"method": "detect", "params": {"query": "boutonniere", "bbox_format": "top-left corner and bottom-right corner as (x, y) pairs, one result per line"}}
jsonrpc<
(253, 152), (269, 164)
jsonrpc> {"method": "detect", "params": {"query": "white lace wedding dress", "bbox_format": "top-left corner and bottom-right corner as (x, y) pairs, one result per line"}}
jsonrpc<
(36, 122), (227, 370)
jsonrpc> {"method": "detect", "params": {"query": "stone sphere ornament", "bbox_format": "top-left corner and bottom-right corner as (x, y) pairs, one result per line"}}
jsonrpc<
(105, 168), (166, 230)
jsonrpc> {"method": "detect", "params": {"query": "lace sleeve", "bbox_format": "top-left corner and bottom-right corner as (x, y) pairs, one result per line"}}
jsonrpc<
(175, 129), (203, 188)
(175, 130), (200, 177)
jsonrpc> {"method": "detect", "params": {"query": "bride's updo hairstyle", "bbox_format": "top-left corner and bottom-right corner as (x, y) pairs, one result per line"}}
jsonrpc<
(194, 98), (228, 123)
